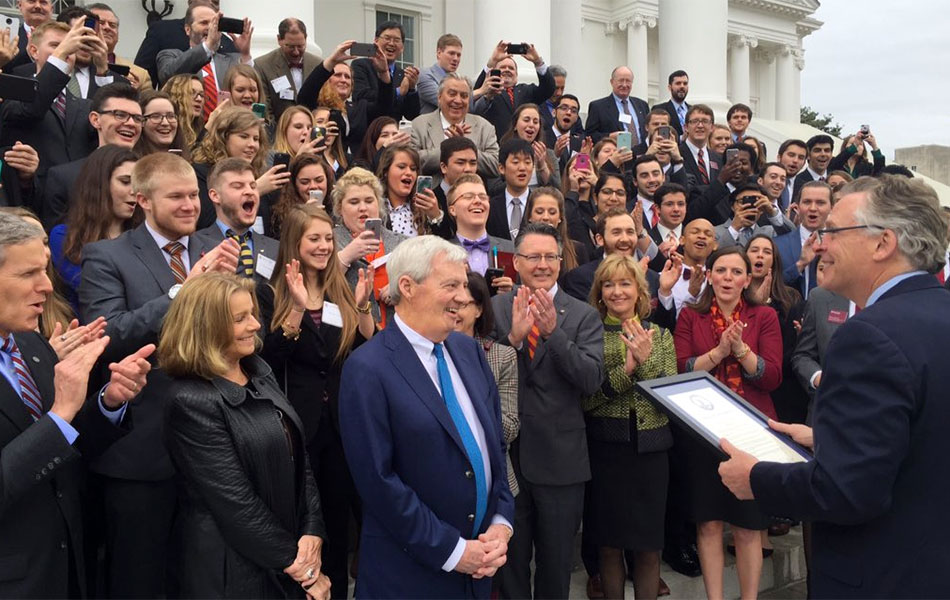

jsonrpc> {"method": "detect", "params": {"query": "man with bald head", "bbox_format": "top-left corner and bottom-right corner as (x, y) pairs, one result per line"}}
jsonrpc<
(584, 66), (649, 144)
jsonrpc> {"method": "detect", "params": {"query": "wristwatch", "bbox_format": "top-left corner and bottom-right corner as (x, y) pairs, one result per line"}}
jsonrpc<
(428, 210), (444, 226)
(168, 284), (183, 299)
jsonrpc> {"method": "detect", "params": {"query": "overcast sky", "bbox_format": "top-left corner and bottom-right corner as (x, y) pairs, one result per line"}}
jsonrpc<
(802, 1), (949, 160)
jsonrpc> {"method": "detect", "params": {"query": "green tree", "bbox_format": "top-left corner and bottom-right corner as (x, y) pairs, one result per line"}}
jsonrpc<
(800, 105), (842, 137)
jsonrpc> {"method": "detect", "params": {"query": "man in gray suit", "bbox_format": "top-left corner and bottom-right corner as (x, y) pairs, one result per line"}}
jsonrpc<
(156, 2), (252, 91)
(78, 152), (239, 597)
(491, 222), (604, 599)
(410, 72), (499, 180)
(713, 183), (777, 249)
(252, 18), (320, 121)
(791, 282), (851, 411)
(195, 157), (279, 285)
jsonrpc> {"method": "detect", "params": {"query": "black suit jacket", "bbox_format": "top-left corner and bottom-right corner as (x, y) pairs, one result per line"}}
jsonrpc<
(651, 99), (689, 137)
(40, 156), (85, 230)
(486, 192), (515, 241)
(431, 185), (457, 240)
(472, 68), (556, 140)
(0, 63), (97, 199)
(133, 17), (237, 88)
(0, 331), (127, 598)
(584, 94), (649, 144)
(351, 58), (420, 123)
(679, 141), (721, 191)
(298, 62), (394, 155)
(752, 275), (950, 598)
(793, 169), (819, 198)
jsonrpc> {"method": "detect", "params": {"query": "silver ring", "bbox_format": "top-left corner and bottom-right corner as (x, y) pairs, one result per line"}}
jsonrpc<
(306, 568), (315, 579)
(60, 335), (67, 341)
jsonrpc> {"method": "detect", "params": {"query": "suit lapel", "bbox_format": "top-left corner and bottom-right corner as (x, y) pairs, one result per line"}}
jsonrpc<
(130, 225), (177, 291)
(384, 326), (468, 456)
(0, 333), (55, 431)
(444, 335), (495, 446)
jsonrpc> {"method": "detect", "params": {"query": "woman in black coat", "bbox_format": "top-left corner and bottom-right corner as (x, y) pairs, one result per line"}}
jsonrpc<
(160, 273), (330, 599)
(257, 203), (375, 599)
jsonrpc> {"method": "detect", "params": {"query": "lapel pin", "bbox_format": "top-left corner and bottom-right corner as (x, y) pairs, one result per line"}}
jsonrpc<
(559, 309), (566, 315)
(31, 356), (40, 363)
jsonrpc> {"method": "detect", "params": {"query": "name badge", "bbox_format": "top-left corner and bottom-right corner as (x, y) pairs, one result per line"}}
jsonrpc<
(322, 302), (343, 328)
(255, 253), (275, 280)
(270, 74), (291, 92)
(370, 253), (390, 269)
(618, 113), (632, 125)
(279, 87), (295, 100)
(827, 310), (847, 324)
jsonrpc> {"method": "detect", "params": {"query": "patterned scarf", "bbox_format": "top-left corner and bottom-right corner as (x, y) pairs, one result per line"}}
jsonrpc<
(709, 298), (745, 397)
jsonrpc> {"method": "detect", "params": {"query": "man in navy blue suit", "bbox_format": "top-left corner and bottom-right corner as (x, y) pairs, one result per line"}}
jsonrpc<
(774, 180), (833, 299)
(719, 175), (950, 599)
(584, 65), (649, 144)
(339, 235), (515, 599)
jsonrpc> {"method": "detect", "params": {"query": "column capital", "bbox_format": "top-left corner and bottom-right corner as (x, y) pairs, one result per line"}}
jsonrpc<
(729, 34), (758, 49)
(619, 12), (657, 31)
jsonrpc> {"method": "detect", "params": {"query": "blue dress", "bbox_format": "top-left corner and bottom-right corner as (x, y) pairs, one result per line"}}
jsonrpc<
(49, 225), (81, 313)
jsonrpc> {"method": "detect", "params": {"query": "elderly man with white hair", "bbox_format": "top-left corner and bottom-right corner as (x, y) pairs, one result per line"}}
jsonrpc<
(338, 235), (515, 598)
(719, 175), (950, 599)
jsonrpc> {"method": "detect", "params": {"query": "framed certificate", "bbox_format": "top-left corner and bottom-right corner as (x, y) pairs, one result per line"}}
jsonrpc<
(636, 372), (812, 464)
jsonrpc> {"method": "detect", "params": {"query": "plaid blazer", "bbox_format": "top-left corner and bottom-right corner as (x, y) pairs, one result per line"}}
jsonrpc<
(476, 336), (520, 496)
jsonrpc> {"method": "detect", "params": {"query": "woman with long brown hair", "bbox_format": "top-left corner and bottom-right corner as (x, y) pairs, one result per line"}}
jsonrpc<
(270, 154), (336, 237)
(500, 103), (560, 189)
(160, 73), (203, 149)
(257, 204), (373, 599)
(272, 105), (326, 160)
(135, 89), (190, 159)
(354, 115), (409, 170)
(49, 145), (138, 309)
(522, 186), (587, 271)
(375, 145), (448, 238)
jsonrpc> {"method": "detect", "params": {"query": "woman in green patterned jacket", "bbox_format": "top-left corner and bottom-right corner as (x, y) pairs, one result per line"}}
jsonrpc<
(584, 254), (677, 599)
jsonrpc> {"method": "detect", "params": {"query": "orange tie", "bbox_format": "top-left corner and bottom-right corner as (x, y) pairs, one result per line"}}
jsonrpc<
(507, 87), (515, 107)
(527, 325), (540, 360)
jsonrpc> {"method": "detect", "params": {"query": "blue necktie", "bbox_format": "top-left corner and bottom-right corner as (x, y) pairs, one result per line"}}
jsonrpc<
(779, 185), (791, 213)
(433, 343), (487, 537)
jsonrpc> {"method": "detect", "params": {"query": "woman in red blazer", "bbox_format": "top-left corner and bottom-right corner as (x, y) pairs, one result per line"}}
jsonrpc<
(673, 246), (783, 600)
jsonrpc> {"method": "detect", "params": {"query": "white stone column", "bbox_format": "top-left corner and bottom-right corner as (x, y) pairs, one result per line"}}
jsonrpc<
(728, 34), (757, 106)
(658, 0), (729, 116)
(620, 13), (654, 100)
(549, 0), (583, 86)
(473, 0), (551, 85)
(775, 44), (800, 123)
(754, 48), (776, 120)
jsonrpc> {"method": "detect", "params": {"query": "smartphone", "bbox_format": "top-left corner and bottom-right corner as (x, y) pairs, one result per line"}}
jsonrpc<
(489, 68), (502, 78)
(725, 148), (739, 163)
(108, 63), (131, 77)
(575, 153), (591, 171)
(484, 268), (505, 296)
(273, 152), (291, 169)
(251, 103), (266, 118)
(83, 15), (98, 31)
(3, 16), (20, 34)
(742, 196), (758, 208)
(0, 73), (38, 102)
(570, 133), (584, 152)
(415, 176), (433, 195)
(308, 189), (325, 204)
(859, 124), (870, 135)
(616, 131), (632, 150)
(310, 126), (326, 141)
(218, 16), (244, 34)
(364, 217), (383, 239)
(657, 125), (672, 140)
(506, 43), (529, 55)
(350, 43), (378, 57)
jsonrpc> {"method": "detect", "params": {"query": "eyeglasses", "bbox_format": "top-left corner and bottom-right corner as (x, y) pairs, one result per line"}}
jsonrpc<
(556, 105), (579, 114)
(99, 110), (146, 124)
(687, 118), (712, 126)
(450, 192), (490, 205)
(377, 34), (403, 44)
(599, 188), (626, 197)
(192, 90), (205, 99)
(516, 253), (562, 265)
(815, 224), (874, 243)
(143, 112), (178, 124)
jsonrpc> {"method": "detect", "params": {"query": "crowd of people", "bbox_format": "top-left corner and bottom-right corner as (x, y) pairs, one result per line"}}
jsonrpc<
(0, 0), (947, 599)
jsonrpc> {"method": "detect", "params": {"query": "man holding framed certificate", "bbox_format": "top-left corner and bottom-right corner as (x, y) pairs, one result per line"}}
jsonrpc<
(718, 175), (950, 599)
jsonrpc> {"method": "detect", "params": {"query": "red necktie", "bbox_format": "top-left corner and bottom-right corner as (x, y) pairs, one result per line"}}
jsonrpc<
(506, 87), (515, 107)
(201, 63), (218, 121)
(938, 268), (947, 285)
(697, 147), (709, 184)
(527, 325), (540, 360)
(2, 337), (43, 420)
(650, 207), (659, 228)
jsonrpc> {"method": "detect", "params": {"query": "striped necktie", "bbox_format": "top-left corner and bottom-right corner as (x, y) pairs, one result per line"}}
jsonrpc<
(201, 62), (218, 121)
(163, 242), (187, 284)
(2, 337), (43, 421)
(526, 324), (540, 360)
(227, 229), (255, 277)
(697, 147), (709, 184)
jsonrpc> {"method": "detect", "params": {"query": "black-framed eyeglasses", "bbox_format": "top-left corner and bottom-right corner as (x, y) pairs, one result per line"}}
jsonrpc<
(99, 110), (146, 124)
(556, 105), (579, 114)
(143, 112), (178, 124)
(815, 225), (872, 243)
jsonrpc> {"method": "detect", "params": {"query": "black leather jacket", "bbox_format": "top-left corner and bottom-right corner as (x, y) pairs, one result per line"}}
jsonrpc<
(164, 354), (325, 598)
